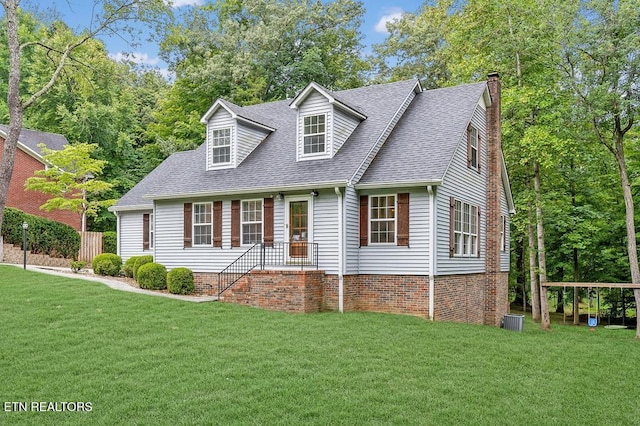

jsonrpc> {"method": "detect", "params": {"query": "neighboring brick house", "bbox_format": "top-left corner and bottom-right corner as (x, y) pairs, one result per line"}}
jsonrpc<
(111, 74), (515, 326)
(0, 125), (81, 231)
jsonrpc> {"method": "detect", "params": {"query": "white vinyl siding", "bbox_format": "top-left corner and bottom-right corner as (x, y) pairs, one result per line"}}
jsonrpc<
(332, 107), (360, 155)
(297, 92), (332, 161)
(312, 191), (339, 273)
(437, 103), (486, 275)
(359, 188), (430, 275)
(501, 188), (510, 272)
(206, 110), (235, 170)
(344, 185), (360, 274)
(236, 124), (270, 165)
(118, 210), (152, 261)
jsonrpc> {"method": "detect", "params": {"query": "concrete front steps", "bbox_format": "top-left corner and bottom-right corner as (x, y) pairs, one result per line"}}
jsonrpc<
(2, 243), (71, 268)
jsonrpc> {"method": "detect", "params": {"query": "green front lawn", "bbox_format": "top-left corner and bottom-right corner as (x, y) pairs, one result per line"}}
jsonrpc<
(1, 265), (638, 425)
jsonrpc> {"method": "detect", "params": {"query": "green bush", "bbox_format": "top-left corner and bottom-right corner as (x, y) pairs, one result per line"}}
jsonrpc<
(137, 262), (167, 290)
(122, 256), (140, 278)
(92, 253), (123, 276)
(133, 255), (154, 280)
(102, 231), (117, 254)
(70, 260), (87, 273)
(1, 207), (80, 259)
(167, 267), (195, 295)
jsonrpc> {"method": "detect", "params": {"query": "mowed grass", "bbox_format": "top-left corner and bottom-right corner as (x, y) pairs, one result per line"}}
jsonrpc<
(0, 266), (638, 425)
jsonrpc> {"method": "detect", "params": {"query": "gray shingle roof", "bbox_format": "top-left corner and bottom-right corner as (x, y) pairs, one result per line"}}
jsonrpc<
(0, 124), (68, 157)
(114, 79), (421, 209)
(358, 82), (488, 185)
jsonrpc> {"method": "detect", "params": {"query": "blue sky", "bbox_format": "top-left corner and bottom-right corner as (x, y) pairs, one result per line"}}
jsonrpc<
(41, 0), (424, 77)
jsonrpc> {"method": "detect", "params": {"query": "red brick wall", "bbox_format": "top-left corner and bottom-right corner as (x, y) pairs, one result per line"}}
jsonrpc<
(217, 270), (326, 313)
(200, 269), (508, 326)
(0, 138), (81, 230)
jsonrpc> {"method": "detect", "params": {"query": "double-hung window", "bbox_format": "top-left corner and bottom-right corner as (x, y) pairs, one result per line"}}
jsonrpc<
(370, 195), (396, 244)
(241, 200), (263, 244)
(303, 114), (326, 154)
(453, 199), (478, 256)
(500, 215), (507, 252)
(149, 213), (154, 249)
(211, 128), (231, 164)
(468, 126), (479, 170)
(193, 202), (212, 246)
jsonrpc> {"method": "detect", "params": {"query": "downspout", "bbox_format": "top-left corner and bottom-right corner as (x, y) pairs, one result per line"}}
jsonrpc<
(334, 187), (344, 313)
(427, 185), (436, 321)
(115, 211), (121, 257)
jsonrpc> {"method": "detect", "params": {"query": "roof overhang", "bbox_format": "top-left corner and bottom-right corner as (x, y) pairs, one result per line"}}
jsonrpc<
(355, 179), (442, 190)
(0, 127), (46, 164)
(200, 99), (276, 132)
(142, 180), (350, 201)
(290, 82), (367, 120)
(108, 204), (154, 213)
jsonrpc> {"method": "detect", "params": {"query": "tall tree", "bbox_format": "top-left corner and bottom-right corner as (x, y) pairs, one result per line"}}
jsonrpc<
(0, 0), (169, 246)
(150, 0), (368, 154)
(552, 0), (640, 337)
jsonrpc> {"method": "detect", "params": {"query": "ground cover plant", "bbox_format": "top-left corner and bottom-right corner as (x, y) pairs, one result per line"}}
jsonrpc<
(0, 265), (638, 425)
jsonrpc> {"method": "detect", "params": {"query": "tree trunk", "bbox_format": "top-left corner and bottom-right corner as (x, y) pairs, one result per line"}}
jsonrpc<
(534, 161), (551, 330)
(573, 248), (580, 324)
(526, 175), (540, 321)
(612, 143), (640, 338)
(0, 0), (25, 241)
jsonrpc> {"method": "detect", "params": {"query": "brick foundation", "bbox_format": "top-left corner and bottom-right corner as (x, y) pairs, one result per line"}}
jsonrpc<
(196, 270), (508, 325)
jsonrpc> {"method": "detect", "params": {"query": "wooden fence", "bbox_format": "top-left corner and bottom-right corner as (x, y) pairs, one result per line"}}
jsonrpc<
(79, 231), (103, 262)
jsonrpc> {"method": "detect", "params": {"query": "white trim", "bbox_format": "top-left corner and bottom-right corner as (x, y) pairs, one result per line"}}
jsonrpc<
(284, 195), (314, 263)
(240, 198), (263, 245)
(349, 81), (421, 185)
(140, 181), (348, 201)
(192, 202), (213, 246)
(355, 180), (441, 190)
(368, 194), (397, 245)
(209, 126), (233, 166)
(427, 185), (436, 321)
(334, 187), (344, 313)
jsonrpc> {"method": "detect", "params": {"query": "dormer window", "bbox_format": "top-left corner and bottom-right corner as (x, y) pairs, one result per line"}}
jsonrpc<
(303, 114), (326, 154)
(211, 128), (231, 164)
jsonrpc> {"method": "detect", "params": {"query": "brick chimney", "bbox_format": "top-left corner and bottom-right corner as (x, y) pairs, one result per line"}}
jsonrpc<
(484, 72), (508, 326)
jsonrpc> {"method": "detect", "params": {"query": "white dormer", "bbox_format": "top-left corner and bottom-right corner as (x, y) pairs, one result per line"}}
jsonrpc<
(290, 82), (366, 162)
(200, 99), (275, 170)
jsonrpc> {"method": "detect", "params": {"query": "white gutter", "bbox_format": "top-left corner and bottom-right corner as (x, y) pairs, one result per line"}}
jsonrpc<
(355, 179), (441, 190)
(143, 180), (349, 201)
(335, 186), (344, 313)
(427, 185), (436, 321)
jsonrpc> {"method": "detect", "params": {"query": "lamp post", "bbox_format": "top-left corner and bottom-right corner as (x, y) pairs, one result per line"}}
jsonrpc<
(22, 221), (28, 270)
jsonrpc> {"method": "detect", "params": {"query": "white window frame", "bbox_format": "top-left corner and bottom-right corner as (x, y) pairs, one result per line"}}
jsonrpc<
(500, 215), (506, 252)
(193, 202), (212, 246)
(210, 127), (232, 165)
(149, 213), (154, 249)
(454, 199), (479, 257)
(369, 194), (397, 245)
(469, 126), (479, 170)
(241, 199), (263, 245)
(302, 113), (327, 156)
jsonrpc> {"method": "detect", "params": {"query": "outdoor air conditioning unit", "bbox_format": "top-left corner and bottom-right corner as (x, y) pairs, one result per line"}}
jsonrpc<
(502, 314), (525, 332)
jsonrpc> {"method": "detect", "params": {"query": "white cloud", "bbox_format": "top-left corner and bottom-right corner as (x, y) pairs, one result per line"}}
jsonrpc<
(374, 7), (404, 34)
(165, 0), (204, 7)
(109, 52), (160, 66)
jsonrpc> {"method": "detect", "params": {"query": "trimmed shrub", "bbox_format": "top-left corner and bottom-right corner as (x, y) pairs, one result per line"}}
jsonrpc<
(102, 231), (117, 254)
(92, 253), (123, 276)
(70, 260), (87, 273)
(133, 255), (154, 280)
(122, 256), (140, 278)
(1, 207), (80, 259)
(167, 267), (195, 295)
(137, 262), (167, 290)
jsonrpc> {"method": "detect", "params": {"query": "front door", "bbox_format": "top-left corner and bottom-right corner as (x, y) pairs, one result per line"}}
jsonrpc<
(286, 196), (312, 259)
